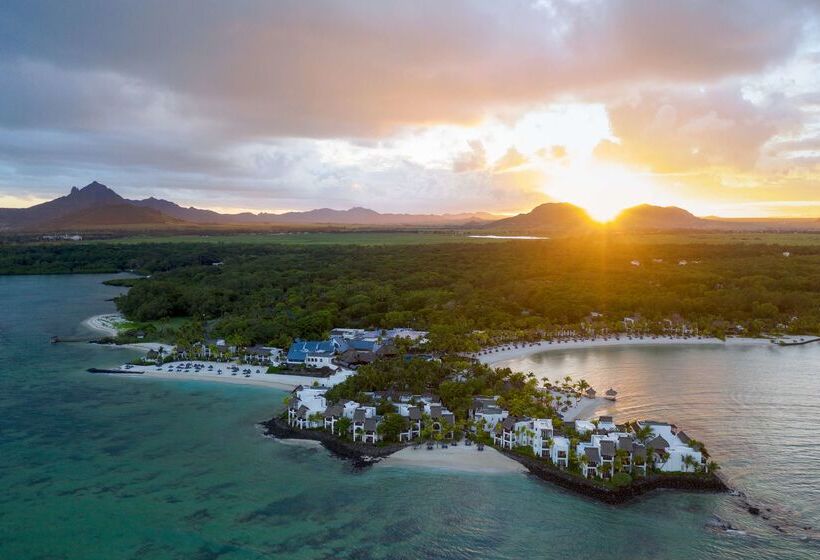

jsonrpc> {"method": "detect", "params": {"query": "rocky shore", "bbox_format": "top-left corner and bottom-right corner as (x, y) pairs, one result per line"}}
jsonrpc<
(261, 416), (408, 468)
(500, 449), (729, 504)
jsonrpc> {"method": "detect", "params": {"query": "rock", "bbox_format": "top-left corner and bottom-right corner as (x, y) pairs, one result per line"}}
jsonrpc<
(748, 506), (761, 515)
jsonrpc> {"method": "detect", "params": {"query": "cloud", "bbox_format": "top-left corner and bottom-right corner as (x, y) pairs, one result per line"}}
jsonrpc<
(1, 0), (815, 138)
(452, 140), (488, 173)
(595, 85), (804, 172)
(0, 1), (818, 214)
(493, 147), (528, 172)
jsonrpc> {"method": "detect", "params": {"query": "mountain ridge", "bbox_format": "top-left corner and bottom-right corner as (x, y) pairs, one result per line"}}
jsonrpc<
(1, 182), (818, 232)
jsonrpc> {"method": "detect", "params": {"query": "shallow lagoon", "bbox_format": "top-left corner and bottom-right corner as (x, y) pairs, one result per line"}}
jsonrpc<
(1, 275), (818, 559)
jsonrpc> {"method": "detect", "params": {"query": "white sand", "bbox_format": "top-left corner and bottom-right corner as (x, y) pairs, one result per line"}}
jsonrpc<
(561, 396), (607, 422)
(82, 313), (125, 337)
(377, 443), (526, 474)
(94, 360), (354, 391)
(473, 335), (773, 366)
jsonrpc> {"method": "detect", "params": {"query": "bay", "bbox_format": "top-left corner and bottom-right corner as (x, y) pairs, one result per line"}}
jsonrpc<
(1, 274), (817, 559)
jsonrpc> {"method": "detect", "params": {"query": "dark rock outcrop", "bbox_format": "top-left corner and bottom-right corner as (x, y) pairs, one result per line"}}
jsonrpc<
(261, 416), (407, 468)
(499, 449), (728, 504)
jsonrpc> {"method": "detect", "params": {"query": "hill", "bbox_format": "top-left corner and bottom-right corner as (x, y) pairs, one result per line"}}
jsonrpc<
(611, 204), (708, 231)
(41, 203), (187, 230)
(484, 203), (596, 233)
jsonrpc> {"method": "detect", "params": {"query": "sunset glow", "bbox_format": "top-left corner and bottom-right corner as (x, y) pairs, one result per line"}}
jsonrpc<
(0, 1), (818, 218)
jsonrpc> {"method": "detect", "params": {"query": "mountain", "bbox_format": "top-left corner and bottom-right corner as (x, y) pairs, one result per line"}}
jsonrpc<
(485, 203), (596, 233)
(0, 181), (125, 229)
(42, 204), (187, 229)
(611, 204), (707, 231)
(0, 182), (501, 231)
(129, 197), (228, 224)
(130, 197), (499, 226)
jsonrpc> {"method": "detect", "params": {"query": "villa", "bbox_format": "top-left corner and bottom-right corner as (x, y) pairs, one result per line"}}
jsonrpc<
(283, 384), (711, 484)
(550, 436), (570, 467)
(574, 420), (595, 435)
(636, 420), (705, 472)
(470, 396), (509, 431)
(530, 418), (554, 457)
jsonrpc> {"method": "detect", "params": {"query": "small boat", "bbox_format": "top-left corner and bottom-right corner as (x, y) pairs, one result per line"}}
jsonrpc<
(605, 388), (618, 401)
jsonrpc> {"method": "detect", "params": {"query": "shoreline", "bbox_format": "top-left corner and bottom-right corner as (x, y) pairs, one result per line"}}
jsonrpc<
(472, 335), (777, 366)
(261, 416), (407, 468)
(376, 443), (526, 474)
(500, 449), (729, 505)
(263, 417), (727, 503)
(89, 360), (354, 391)
(82, 313), (124, 337)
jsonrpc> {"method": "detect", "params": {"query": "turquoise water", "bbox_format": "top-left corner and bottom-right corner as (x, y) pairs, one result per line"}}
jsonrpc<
(1, 275), (818, 559)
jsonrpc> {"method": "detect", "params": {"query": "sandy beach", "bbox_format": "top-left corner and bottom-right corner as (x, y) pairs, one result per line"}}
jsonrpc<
(377, 443), (526, 474)
(473, 335), (775, 366)
(94, 360), (354, 391)
(82, 313), (125, 337)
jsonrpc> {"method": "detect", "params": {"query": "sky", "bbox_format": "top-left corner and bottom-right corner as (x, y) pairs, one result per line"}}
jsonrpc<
(1, 0), (819, 220)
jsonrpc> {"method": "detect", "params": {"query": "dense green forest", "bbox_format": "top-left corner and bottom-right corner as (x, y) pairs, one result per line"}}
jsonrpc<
(2, 236), (818, 350)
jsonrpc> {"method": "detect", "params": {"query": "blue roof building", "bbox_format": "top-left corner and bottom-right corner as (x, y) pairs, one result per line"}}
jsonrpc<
(287, 339), (341, 364)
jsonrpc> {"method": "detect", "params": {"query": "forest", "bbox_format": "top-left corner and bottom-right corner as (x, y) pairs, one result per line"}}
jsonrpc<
(3, 235), (817, 350)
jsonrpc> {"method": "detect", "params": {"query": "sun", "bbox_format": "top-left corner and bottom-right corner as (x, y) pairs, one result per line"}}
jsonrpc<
(544, 160), (666, 222)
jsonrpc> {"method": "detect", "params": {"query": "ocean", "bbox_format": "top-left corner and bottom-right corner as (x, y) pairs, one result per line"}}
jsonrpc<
(1, 274), (818, 559)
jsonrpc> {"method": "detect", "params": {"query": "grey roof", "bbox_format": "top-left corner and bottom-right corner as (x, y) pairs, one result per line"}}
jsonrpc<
(501, 416), (519, 430)
(363, 418), (379, 431)
(289, 398), (301, 410)
(605, 388), (618, 396)
(324, 405), (343, 418)
(599, 416), (614, 423)
(647, 436), (670, 450)
(353, 409), (367, 422)
(429, 406), (443, 418)
(472, 397), (497, 410)
(677, 430), (691, 444)
(585, 447), (602, 463)
(477, 406), (503, 415)
(632, 443), (646, 458)
(408, 406), (421, 421)
(441, 413), (455, 425)
(600, 440), (617, 458)
(297, 405), (309, 419)
(618, 436), (634, 451)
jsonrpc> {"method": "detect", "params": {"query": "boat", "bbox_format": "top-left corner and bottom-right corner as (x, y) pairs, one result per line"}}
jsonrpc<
(605, 388), (618, 401)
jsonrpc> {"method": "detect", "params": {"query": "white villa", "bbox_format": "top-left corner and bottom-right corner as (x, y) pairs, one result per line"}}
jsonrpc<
(287, 385), (329, 429)
(637, 420), (705, 473)
(470, 396), (509, 431)
(285, 385), (710, 481)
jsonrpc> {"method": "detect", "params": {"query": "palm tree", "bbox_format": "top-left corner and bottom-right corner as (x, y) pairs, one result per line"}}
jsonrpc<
(634, 424), (653, 443)
(308, 411), (323, 429)
(682, 454), (697, 473)
(614, 449), (629, 473)
(336, 417), (352, 438)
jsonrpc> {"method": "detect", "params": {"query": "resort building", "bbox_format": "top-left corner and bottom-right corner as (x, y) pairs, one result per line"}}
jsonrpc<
(597, 416), (617, 432)
(636, 421), (704, 472)
(398, 406), (422, 441)
(574, 420), (595, 435)
(287, 386), (329, 428)
(550, 436), (570, 467)
(581, 446), (602, 478)
(470, 397), (508, 431)
(530, 418), (554, 458)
